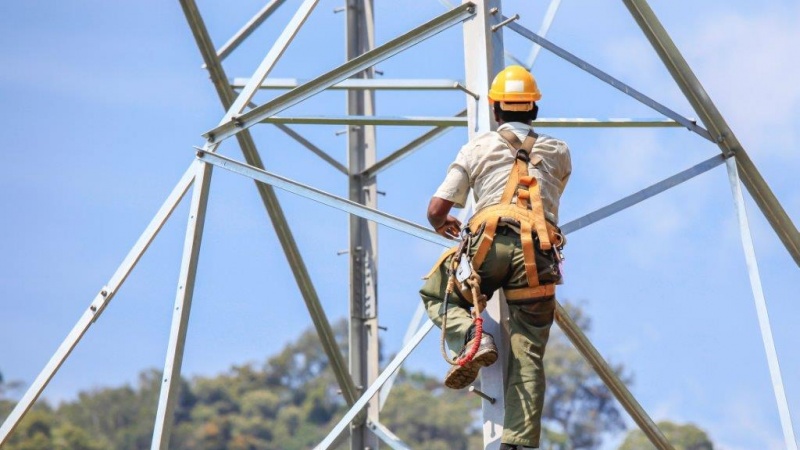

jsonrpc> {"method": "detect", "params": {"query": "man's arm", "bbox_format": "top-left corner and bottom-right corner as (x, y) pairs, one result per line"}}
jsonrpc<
(427, 197), (462, 240)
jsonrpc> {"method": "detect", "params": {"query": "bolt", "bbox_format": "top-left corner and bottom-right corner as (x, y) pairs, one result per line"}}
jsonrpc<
(469, 386), (496, 404)
(492, 14), (520, 32)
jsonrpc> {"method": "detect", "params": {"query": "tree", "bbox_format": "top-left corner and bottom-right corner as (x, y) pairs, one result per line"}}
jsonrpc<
(0, 306), (641, 449)
(618, 421), (714, 450)
(381, 370), (483, 450)
(0, 369), (24, 400)
(540, 301), (629, 449)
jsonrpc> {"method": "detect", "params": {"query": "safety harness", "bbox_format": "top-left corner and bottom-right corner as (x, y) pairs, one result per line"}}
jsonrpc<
(433, 129), (565, 366)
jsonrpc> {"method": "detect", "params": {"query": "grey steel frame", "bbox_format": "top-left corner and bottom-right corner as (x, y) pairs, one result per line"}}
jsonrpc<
(622, 0), (800, 269)
(2, 0), (797, 449)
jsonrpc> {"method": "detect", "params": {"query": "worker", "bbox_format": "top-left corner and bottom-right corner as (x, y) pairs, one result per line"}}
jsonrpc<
(419, 65), (571, 449)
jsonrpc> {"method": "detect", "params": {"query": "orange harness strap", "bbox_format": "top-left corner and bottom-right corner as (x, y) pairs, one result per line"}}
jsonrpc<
(466, 129), (556, 301)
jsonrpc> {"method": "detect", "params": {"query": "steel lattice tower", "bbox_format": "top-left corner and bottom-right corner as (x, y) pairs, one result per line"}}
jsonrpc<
(1, 1), (797, 449)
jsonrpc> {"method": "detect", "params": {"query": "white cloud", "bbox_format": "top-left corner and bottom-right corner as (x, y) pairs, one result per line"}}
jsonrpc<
(687, 4), (800, 158)
(601, 3), (800, 163)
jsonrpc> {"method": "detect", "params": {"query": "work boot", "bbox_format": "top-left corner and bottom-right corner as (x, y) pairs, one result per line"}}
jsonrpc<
(443, 330), (497, 389)
(499, 445), (519, 450)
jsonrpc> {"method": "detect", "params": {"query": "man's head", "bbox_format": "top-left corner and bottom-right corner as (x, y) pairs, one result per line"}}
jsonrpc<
(488, 65), (541, 125)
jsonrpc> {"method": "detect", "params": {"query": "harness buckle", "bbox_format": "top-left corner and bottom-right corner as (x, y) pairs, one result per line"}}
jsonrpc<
(515, 149), (530, 162)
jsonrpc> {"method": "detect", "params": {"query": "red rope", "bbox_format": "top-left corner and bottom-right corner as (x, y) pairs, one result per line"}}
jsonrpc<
(456, 317), (483, 366)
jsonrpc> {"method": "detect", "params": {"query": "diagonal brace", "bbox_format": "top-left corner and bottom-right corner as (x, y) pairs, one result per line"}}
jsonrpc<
(197, 150), (452, 247)
(561, 154), (726, 235)
(179, 0), (360, 407)
(622, 0), (800, 267)
(504, 18), (711, 141)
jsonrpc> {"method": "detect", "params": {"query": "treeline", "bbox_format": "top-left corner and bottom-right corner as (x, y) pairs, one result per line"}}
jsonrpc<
(0, 306), (714, 449)
(0, 322), (481, 450)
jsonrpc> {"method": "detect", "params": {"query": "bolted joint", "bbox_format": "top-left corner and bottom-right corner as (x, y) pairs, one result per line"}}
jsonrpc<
(89, 286), (113, 322)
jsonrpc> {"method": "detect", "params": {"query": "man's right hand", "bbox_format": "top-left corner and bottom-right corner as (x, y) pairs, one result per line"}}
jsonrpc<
(434, 215), (462, 239)
(427, 197), (461, 239)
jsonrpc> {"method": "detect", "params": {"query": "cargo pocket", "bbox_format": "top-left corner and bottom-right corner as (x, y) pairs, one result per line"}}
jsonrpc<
(515, 299), (555, 327)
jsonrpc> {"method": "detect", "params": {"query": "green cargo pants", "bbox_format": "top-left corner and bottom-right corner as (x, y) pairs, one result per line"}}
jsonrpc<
(420, 224), (561, 448)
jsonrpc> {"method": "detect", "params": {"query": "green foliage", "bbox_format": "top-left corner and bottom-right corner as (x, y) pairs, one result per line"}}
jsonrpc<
(381, 370), (482, 449)
(1, 307), (709, 449)
(618, 421), (714, 450)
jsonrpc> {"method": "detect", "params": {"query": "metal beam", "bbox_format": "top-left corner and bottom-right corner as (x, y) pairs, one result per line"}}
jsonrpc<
(0, 164), (197, 446)
(197, 151), (451, 248)
(260, 115), (684, 128)
(231, 77), (471, 91)
(561, 154), (726, 235)
(261, 115), (681, 128)
(726, 157), (797, 450)
(179, 0), (360, 413)
(554, 302), (675, 450)
(622, 0), (800, 267)
(151, 162), (213, 449)
(367, 420), (411, 450)
(525, 0), (562, 69)
(464, 2), (506, 448)
(203, 3), (477, 143)
(315, 321), (436, 450)
(262, 115), (466, 127)
(535, 118), (682, 128)
(504, 19), (712, 141)
(346, 0), (380, 447)
(215, 0), (287, 63)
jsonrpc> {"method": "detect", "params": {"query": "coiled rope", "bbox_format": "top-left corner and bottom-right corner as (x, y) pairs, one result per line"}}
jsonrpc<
(440, 252), (488, 367)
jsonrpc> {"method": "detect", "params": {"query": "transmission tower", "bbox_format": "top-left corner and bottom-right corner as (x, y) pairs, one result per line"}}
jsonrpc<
(1, 1), (797, 449)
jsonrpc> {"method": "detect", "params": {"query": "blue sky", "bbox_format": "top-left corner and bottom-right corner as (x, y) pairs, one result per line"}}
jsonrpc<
(1, 1), (798, 449)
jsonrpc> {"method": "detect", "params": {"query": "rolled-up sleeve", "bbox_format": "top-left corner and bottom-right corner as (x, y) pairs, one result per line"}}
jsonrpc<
(433, 150), (471, 208)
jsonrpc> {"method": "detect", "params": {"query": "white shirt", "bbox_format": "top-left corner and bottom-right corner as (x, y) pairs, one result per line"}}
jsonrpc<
(433, 122), (572, 224)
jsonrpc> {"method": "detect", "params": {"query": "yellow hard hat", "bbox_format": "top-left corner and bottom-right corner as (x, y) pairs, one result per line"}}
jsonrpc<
(488, 65), (541, 111)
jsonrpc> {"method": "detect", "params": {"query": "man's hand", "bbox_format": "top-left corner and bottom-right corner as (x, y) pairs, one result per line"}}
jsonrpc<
(427, 197), (461, 240)
(434, 215), (462, 239)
